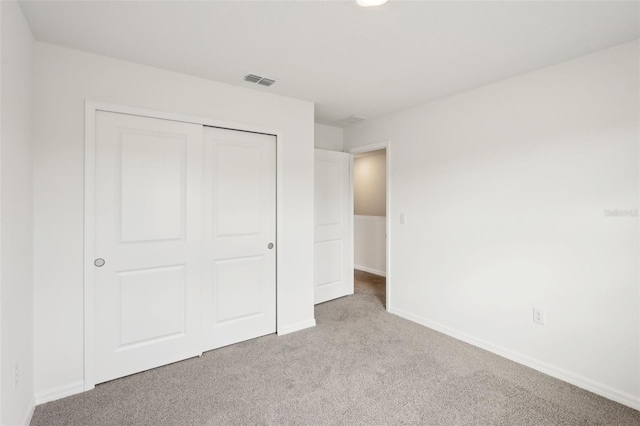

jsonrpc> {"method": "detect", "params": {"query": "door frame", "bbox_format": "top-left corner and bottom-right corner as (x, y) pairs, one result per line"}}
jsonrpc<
(83, 101), (283, 391)
(347, 141), (391, 312)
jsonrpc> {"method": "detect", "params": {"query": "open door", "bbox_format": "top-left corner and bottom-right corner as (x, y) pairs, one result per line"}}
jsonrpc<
(314, 149), (353, 304)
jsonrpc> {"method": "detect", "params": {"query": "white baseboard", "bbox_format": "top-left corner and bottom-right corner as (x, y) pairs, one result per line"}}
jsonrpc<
(35, 380), (85, 405)
(277, 318), (316, 336)
(389, 306), (640, 411)
(21, 397), (35, 426)
(355, 265), (386, 277)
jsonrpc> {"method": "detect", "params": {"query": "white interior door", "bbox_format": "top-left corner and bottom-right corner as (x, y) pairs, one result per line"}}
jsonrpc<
(314, 149), (353, 304)
(201, 127), (277, 351)
(94, 111), (204, 384)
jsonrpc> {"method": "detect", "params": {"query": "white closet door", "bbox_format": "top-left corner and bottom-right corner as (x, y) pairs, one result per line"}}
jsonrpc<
(201, 127), (276, 351)
(314, 149), (353, 304)
(94, 112), (203, 384)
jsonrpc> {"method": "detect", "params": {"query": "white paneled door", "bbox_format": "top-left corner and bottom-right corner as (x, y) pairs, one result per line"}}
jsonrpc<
(314, 149), (353, 304)
(93, 112), (276, 384)
(94, 112), (204, 384)
(202, 127), (276, 351)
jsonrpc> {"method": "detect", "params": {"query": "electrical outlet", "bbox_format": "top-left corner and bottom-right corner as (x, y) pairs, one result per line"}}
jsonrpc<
(14, 362), (19, 388)
(533, 307), (545, 325)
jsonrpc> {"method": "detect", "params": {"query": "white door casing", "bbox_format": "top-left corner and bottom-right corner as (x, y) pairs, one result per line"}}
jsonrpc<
(314, 149), (353, 304)
(201, 127), (277, 351)
(94, 111), (204, 384)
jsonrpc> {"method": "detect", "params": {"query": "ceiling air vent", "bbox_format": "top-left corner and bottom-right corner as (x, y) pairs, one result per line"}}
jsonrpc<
(243, 73), (277, 87)
(257, 78), (276, 87)
(243, 74), (262, 83)
(339, 115), (368, 124)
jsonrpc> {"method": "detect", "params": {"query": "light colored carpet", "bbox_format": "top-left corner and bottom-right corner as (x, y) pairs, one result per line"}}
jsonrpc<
(31, 271), (640, 425)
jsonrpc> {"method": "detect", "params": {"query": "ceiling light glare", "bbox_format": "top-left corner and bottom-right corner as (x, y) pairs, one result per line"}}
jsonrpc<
(356, 0), (388, 8)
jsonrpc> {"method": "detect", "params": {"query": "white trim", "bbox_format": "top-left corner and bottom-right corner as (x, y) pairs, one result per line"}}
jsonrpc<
(85, 101), (280, 135)
(637, 94), (640, 407)
(0, 4), (2, 423)
(347, 141), (391, 311)
(349, 153), (355, 295)
(35, 381), (85, 405)
(389, 306), (640, 411)
(348, 141), (388, 154)
(21, 398), (35, 426)
(354, 215), (385, 222)
(354, 265), (386, 277)
(277, 319), (316, 336)
(83, 102), (96, 391)
(84, 100), (284, 391)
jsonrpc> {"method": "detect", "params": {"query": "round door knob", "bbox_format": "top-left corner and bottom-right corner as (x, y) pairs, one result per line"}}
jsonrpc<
(94, 258), (105, 267)
(268, 243), (274, 249)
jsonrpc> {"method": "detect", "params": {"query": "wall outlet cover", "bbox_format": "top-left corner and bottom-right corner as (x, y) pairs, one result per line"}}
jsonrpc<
(533, 307), (545, 325)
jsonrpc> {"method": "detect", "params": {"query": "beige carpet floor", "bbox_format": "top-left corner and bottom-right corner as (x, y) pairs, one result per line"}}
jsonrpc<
(31, 270), (640, 425)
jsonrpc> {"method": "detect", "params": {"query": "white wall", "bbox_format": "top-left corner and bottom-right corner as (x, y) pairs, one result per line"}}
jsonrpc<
(314, 123), (344, 151)
(345, 41), (640, 409)
(354, 151), (386, 216)
(33, 43), (315, 400)
(1, 1), (35, 424)
(354, 216), (386, 277)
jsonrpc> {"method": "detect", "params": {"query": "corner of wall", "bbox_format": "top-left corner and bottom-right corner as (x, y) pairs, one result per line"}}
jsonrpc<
(314, 123), (344, 151)
(21, 397), (35, 426)
(1, 0), (36, 424)
(344, 41), (640, 408)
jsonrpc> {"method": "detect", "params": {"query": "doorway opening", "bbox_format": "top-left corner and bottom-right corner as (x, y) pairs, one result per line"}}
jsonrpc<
(349, 142), (390, 310)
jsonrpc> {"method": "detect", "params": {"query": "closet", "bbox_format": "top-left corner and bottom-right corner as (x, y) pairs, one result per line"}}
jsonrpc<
(92, 111), (276, 383)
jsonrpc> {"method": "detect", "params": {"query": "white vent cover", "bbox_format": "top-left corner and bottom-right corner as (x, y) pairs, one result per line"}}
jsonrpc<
(257, 78), (276, 87)
(339, 115), (368, 124)
(243, 74), (262, 83)
(244, 73), (277, 87)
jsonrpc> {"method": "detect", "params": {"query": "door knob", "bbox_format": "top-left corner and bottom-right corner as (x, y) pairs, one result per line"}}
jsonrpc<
(267, 243), (274, 249)
(94, 258), (105, 267)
